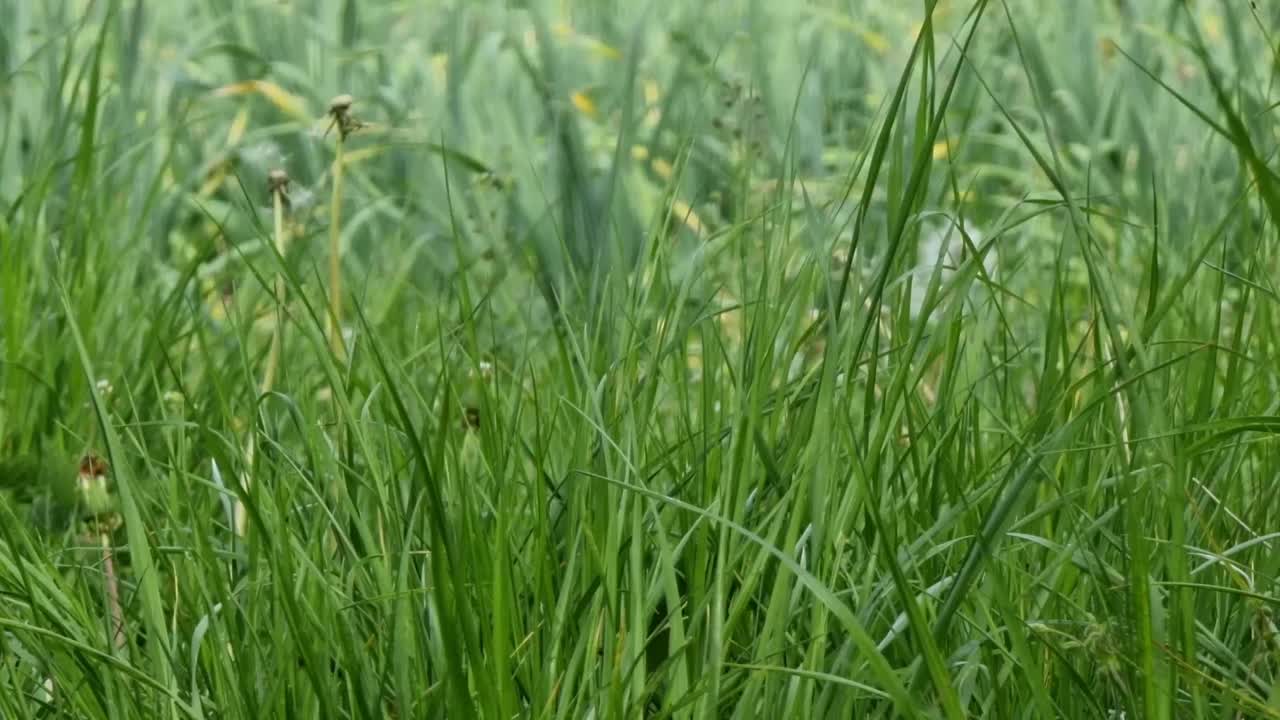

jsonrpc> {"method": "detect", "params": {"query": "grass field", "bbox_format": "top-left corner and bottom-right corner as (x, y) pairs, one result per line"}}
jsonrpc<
(2, 0), (1279, 717)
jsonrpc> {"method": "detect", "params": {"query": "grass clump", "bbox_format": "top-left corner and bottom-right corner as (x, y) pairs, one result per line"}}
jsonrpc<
(0, 1), (1279, 718)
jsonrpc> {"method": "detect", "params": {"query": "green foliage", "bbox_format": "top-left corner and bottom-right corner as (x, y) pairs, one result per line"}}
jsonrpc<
(1, 0), (1279, 718)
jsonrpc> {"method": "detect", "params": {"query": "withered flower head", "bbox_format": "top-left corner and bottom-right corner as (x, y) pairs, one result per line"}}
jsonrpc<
(325, 94), (362, 140)
(267, 168), (291, 204)
(78, 454), (108, 478)
(268, 168), (290, 193)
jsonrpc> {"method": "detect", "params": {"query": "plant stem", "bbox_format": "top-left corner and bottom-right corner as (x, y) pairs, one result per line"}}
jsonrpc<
(261, 185), (288, 395)
(240, 182), (290, 539)
(328, 134), (346, 360)
(101, 529), (125, 652)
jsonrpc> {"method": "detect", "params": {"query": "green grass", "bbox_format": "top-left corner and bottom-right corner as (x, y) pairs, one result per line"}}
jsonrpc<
(1, 0), (1279, 717)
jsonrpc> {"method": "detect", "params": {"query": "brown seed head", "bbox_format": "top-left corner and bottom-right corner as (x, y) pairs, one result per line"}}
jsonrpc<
(79, 454), (109, 478)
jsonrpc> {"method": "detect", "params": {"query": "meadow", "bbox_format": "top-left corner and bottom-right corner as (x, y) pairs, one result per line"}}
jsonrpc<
(1, 0), (1279, 717)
